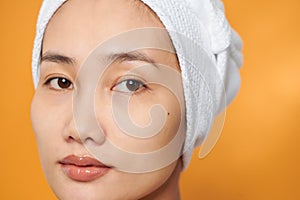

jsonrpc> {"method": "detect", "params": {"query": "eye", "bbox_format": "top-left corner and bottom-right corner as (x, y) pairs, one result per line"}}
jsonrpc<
(113, 79), (146, 94)
(46, 77), (73, 90)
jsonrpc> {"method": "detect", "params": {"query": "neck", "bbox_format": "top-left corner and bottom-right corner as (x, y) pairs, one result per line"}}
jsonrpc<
(141, 159), (182, 200)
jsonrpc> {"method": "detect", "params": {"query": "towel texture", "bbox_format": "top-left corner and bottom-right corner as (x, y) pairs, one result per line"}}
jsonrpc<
(32, 0), (243, 169)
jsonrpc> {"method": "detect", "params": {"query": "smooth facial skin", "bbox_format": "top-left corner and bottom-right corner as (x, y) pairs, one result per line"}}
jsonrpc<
(31, 0), (184, 199)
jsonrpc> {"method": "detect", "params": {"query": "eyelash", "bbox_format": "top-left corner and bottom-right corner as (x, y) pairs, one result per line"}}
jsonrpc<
(44, 76), (74, 91)
(112, 78), (148, 94)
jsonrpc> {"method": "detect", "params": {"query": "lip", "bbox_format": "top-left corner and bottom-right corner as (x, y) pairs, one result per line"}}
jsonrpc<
(59, 155), (111, 182)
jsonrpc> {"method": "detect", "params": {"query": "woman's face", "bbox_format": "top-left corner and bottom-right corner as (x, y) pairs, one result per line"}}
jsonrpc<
(31, 0), (185, 199)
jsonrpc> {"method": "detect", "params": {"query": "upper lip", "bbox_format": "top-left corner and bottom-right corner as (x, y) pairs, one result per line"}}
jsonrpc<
(59, 155), (110, 168)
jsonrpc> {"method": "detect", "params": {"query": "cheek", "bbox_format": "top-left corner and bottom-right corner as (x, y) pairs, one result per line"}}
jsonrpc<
(103, 88), (182, 153)
(129, 88), (182, 139)
(30, 91), (72, 162)
(31, 93), (49, 143)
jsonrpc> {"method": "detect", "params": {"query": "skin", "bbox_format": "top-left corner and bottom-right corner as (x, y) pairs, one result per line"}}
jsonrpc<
(31, 0), (185, 199)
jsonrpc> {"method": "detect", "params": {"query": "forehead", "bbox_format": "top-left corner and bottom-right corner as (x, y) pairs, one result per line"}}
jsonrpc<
(42, 0), (165, 63)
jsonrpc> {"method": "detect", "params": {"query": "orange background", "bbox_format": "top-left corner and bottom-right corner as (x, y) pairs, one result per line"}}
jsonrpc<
(1, 0), (299, 199)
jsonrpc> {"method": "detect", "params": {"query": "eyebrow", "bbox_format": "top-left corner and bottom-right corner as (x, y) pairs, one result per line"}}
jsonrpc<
(41, 52), (76, 65)
(107, 51), (158, 68)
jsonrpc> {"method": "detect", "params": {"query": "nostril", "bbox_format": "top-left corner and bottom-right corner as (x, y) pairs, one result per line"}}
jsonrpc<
(65, 135), (74, 143)
(65, 135), (82, 144)
(83, 132), (106, 145)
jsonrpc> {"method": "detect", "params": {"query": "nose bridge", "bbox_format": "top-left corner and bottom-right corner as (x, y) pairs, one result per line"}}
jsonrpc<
(69, 48), (109, 144)
(72, 84), (106, 145)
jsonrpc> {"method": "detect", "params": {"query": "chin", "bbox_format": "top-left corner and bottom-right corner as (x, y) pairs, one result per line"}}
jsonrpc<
(51, 181), (109, 200)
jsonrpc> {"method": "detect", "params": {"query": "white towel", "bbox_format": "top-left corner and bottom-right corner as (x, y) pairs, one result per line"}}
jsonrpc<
(32, 0), (243, 170)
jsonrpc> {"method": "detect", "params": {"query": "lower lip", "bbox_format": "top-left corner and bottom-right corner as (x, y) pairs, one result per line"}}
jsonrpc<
(61, 164), (110, 182)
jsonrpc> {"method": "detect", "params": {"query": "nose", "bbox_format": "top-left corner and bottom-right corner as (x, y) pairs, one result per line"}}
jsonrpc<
(65, 52), (112, 145)
(74, 114), (106, 145)
(67, 83), (106, 145)
(63, 117), (105, 145)
(63, 90), (106, 144)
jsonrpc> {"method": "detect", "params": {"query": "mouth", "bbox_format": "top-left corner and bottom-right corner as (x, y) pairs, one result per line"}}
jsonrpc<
(59, 155), (111, 182)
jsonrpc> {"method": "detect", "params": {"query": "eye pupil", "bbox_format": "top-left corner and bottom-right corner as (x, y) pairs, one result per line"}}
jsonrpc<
(58, 78), (71, 88)
(126, 80), (141, 91)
